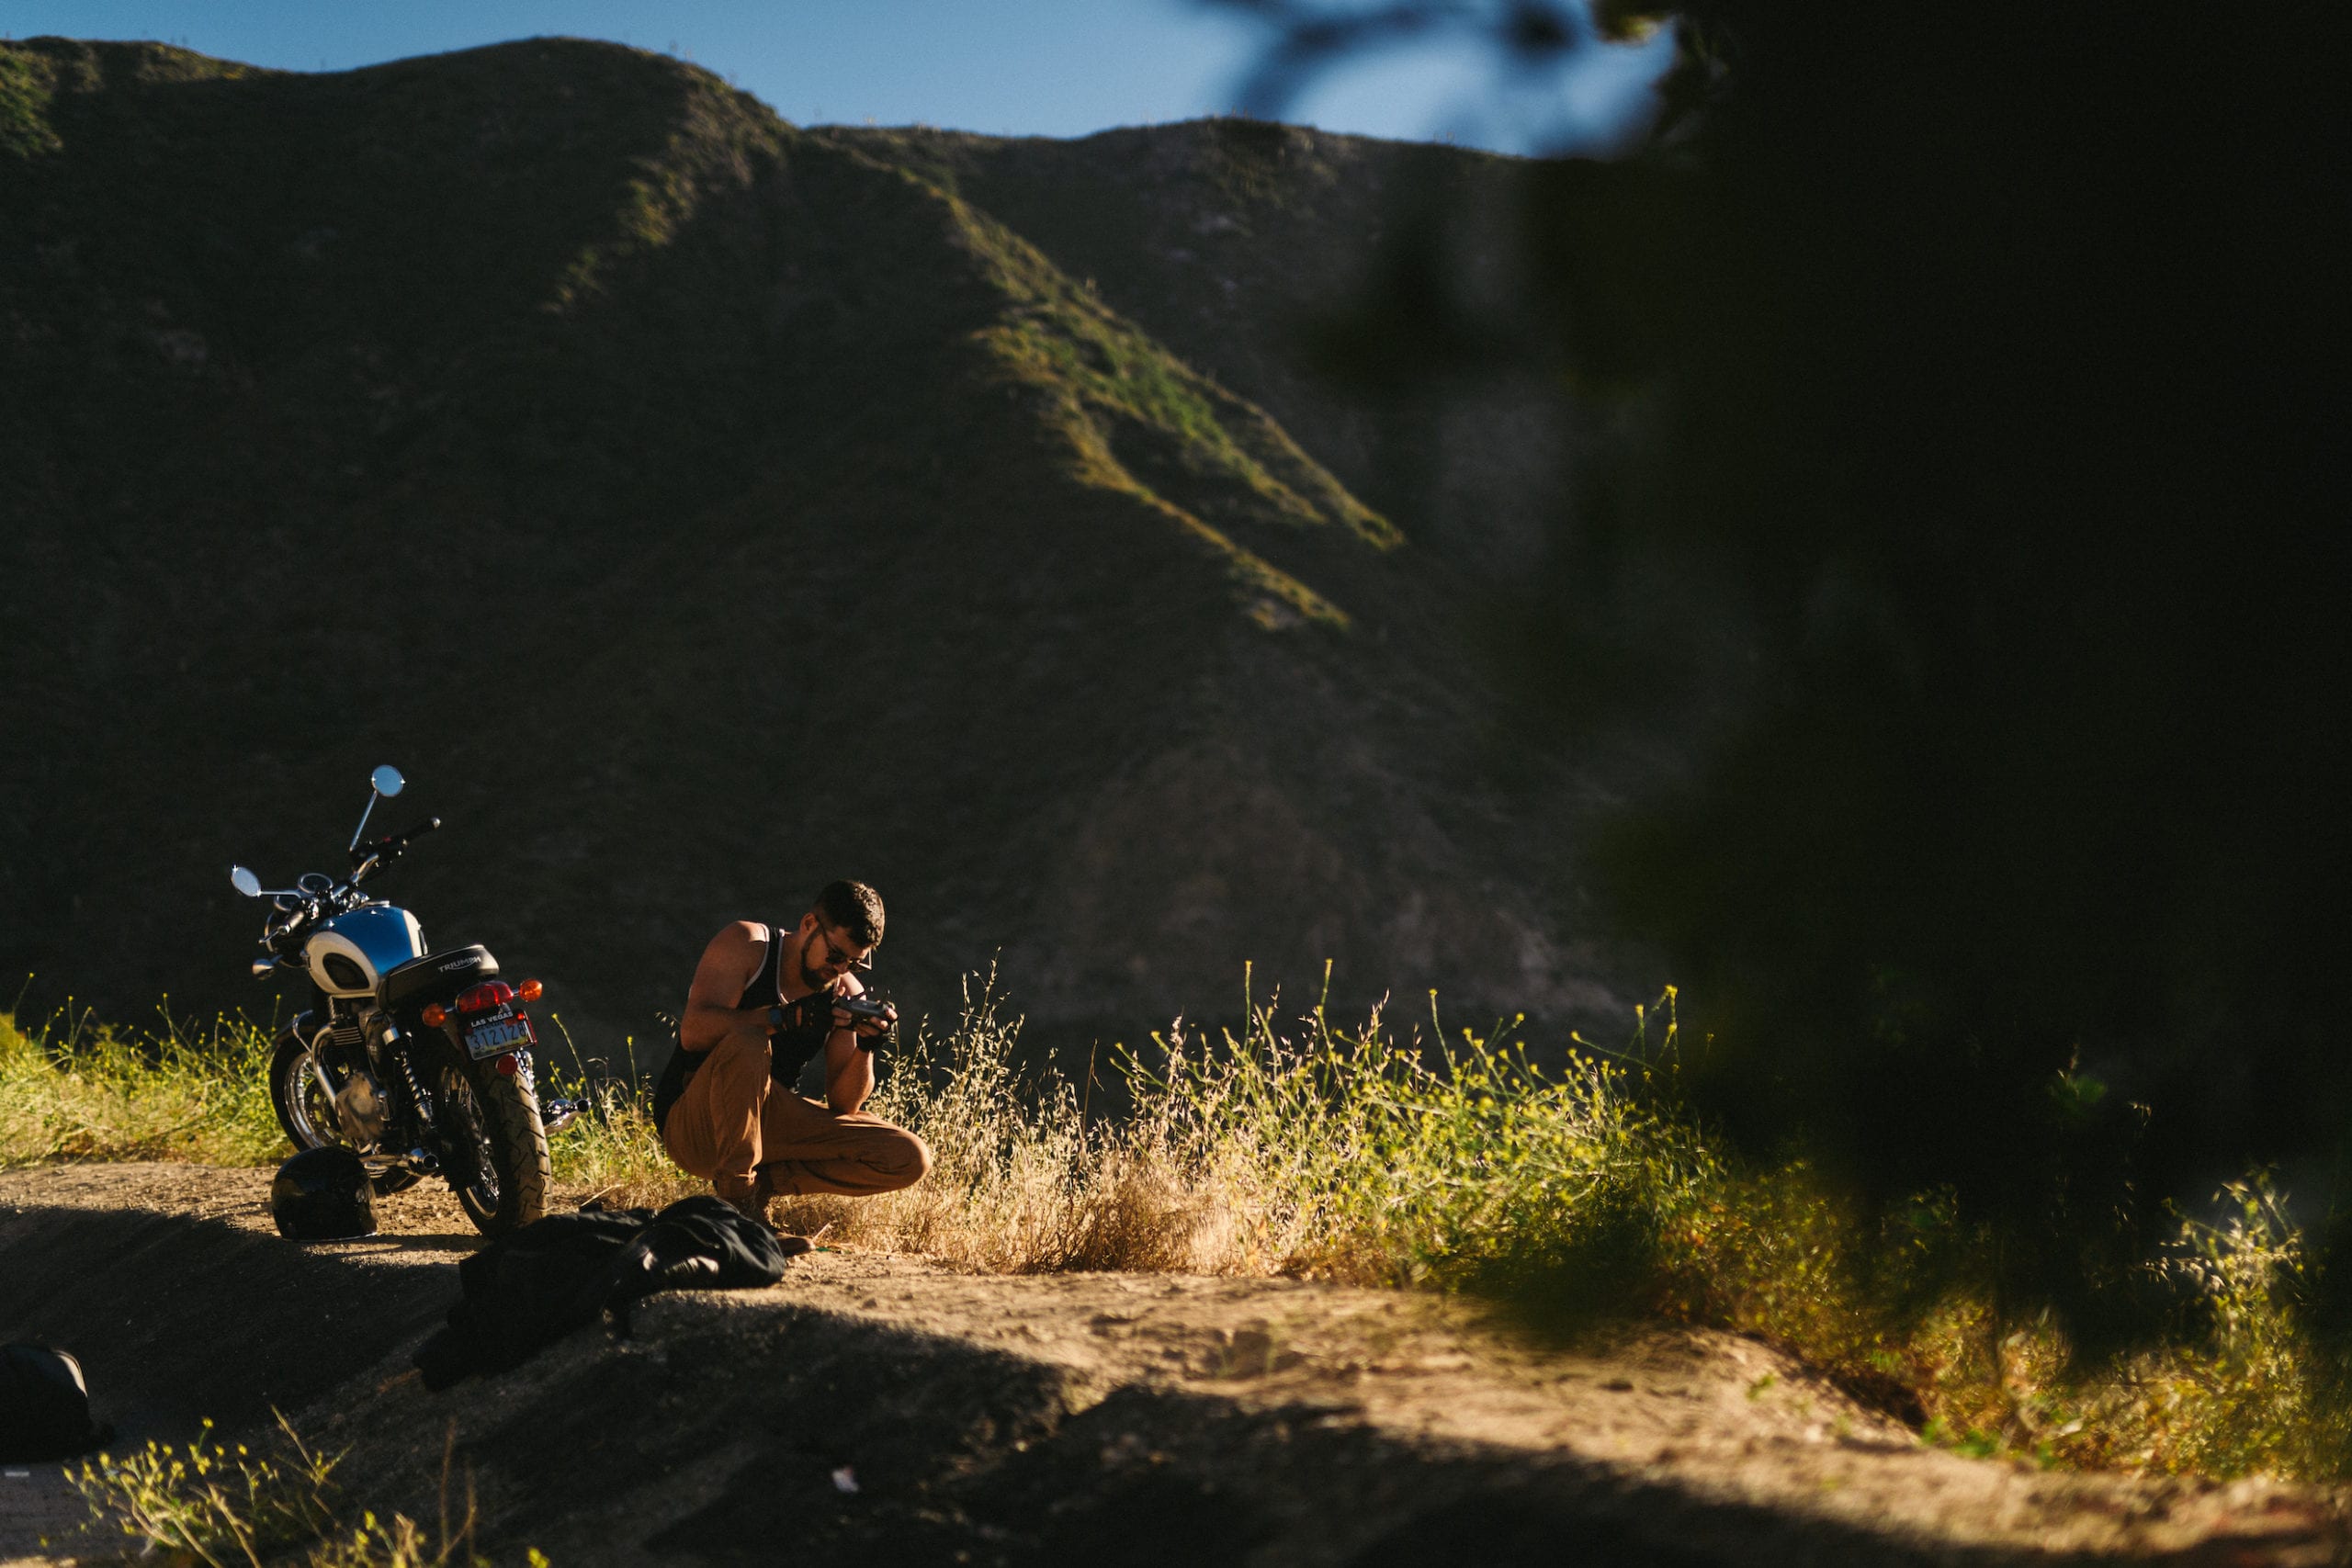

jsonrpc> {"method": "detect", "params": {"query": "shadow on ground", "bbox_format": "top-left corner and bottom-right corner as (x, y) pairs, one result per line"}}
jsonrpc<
(0, 1203), (458, 1445)
(2, 1197), (2337, 1567)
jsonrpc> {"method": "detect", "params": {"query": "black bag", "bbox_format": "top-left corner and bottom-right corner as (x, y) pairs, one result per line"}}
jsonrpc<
(0, 1342), (108, 1461)
(413, 1196), (806, 1389)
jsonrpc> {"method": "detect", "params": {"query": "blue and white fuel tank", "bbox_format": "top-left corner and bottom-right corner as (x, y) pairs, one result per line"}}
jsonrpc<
(303, 904), (426, 998)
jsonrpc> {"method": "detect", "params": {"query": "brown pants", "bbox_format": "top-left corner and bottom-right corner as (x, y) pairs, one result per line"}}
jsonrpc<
(662, 1032), (931, 1202)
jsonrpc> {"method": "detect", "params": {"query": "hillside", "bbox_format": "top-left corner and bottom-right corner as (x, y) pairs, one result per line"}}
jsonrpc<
(0, 37), (1637, 1059)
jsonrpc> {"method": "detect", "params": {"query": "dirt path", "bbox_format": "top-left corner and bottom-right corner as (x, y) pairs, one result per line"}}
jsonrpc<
(3, 1165), (2346, 1566)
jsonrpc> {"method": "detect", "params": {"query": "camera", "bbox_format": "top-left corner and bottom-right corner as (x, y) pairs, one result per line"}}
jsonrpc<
(835, 992), (895, 1053)
(834, 994), (893, 1024)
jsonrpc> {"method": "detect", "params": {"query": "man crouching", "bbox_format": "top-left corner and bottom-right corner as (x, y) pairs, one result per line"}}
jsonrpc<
(652, 881), (930, 1228)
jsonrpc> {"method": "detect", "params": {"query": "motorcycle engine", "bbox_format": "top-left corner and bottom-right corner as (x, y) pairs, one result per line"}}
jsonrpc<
(334, 1068), (390, 1148)
(326, 1019), (390, 1148)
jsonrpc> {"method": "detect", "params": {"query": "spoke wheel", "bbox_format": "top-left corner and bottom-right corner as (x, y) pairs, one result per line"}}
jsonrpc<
(434, 1052), (548, 1236)
(267, 1029), (420, 1196)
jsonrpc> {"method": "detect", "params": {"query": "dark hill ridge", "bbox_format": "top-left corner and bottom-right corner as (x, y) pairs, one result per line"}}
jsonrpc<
(0, 36), (1635, 1055)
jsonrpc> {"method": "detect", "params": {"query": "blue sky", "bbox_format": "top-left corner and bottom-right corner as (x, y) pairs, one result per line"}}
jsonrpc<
(0, 1), (1674, 153)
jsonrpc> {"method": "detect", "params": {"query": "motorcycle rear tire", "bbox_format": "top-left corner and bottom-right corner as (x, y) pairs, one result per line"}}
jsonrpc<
(267, 1029), (419, 1196)
(434, 1051), (549, 1236)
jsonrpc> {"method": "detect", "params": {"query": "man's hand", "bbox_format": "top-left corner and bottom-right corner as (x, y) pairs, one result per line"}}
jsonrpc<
(833, 995), (898, 1050)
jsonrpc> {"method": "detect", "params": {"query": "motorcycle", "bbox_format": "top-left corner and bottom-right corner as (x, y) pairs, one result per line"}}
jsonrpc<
(228, 764), (575, 1235)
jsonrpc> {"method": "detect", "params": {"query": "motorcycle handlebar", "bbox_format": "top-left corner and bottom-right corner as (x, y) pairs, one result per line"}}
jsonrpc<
(367, 818), (441, 856)
(251, 796), (444, 966)
(349, 817), (442, 875)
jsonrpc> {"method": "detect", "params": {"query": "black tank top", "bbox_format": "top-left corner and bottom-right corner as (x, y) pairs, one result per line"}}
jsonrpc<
(652, 924), (832, 1132)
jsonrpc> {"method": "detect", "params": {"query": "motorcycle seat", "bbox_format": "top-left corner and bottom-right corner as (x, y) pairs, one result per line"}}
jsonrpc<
(380, 944), (500, 1010)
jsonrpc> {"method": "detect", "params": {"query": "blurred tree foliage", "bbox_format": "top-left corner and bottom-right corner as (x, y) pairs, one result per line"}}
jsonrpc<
(1221, 0), (2352, 1341)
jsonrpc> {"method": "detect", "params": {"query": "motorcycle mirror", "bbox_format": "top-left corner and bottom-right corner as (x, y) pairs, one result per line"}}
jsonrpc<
(352, 765), (406, 851)
(231, 865), (263, 897)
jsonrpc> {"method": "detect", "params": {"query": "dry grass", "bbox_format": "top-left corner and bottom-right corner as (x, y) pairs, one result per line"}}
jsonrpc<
(545, 973), (2352, 1478)
(9, 974), (2352, 1481)
(548, 965), (1665, 1278)
(544, 972), (1207, 1272)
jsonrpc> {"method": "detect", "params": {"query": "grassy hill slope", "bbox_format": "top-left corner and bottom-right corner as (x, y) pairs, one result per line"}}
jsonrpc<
(0, 36), (1629, 1056)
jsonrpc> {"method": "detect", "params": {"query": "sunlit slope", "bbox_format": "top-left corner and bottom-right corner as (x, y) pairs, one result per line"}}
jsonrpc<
(893, 120), (1584, 585)
(0, 36), (1621, 1048)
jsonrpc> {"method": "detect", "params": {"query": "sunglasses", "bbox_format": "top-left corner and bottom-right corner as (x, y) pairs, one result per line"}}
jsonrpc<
(816, 926), (875, 974)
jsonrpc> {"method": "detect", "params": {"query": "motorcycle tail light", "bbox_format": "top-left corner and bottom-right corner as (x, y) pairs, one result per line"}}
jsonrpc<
(457, 980), (514, 1014)
(492, 1052), (520, 1077)
(421, 1003), (447, 1027)
(517, 979), (543, 1002)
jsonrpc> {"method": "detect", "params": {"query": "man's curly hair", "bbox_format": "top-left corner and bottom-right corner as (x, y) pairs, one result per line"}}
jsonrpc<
(814, 880), (884, 948)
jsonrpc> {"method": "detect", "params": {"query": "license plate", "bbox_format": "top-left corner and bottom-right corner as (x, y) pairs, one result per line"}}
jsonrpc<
(463, 1010), (535, 1059)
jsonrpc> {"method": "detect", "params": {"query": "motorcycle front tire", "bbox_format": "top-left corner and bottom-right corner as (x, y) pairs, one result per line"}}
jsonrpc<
(266, 1028), (419, 1196)
(433, 1048), (550, 1236)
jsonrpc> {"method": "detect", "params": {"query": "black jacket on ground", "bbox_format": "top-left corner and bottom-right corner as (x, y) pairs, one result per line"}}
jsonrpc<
(413, 1196), (804, 1390)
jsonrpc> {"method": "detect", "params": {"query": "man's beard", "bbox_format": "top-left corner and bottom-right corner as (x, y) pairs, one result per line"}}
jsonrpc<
(797, 943), (829, 994)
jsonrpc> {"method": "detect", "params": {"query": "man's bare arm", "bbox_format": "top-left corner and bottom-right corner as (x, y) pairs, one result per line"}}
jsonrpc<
(820, 975), (893, 1111)
(679, 920), (774, 1053)
(822, 1028), (875, 1112)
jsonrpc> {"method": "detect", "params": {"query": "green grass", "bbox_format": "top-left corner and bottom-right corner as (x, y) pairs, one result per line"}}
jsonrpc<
(8, 977), (2351, 1482)
(0, 1000), (285, 1169)
(0, 48), (64, 158)
(67, 1414), (536, 1567)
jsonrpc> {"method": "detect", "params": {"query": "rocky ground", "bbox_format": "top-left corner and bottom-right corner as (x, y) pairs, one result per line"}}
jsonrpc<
(3, 1165), (2346, 1566)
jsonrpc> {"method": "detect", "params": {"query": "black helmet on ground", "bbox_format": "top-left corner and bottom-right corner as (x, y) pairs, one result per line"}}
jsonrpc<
(0, 1342), (108, 1461)
(271, 1145), (377, 1240)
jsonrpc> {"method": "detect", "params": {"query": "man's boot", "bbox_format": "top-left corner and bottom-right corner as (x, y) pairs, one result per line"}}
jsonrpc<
(721, 1189), (772, 1232)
